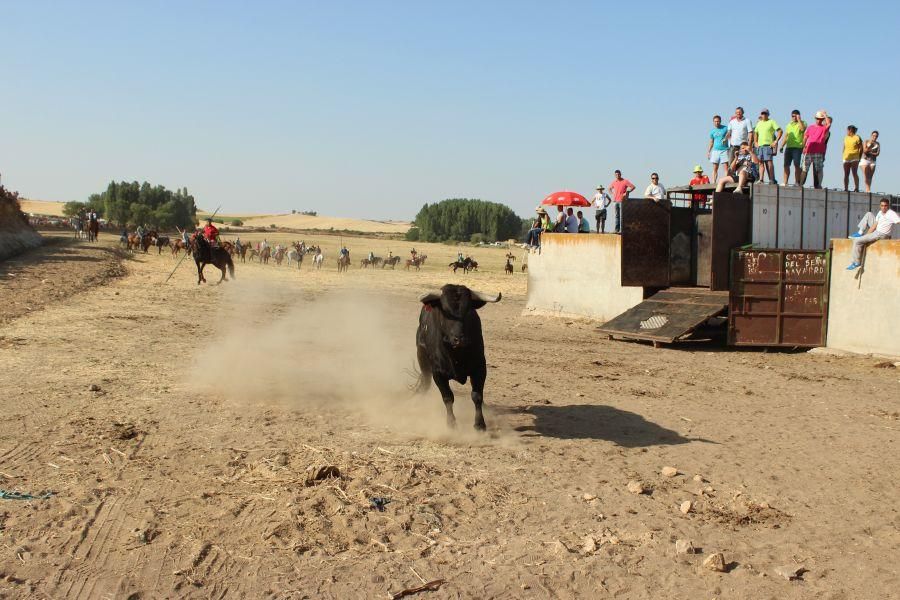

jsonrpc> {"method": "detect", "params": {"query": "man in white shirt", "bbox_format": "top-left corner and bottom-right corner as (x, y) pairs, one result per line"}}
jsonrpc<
(564, 207), (579, 233)
(644, 173), (666, 201)
(847, 198), (899, 270)
(554, 205), (566, 232)
(591, 185), (612, 233)
(725, 106), (754, 163)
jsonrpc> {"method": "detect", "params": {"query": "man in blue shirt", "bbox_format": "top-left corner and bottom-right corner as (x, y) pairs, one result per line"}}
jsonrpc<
(707, 115), (729, 184)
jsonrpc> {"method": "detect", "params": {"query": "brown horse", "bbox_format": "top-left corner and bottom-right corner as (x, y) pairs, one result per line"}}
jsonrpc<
(260, 247), (271, 264)
(238, 244), (251, 263)
(87, 219), (100, 242)
(171, 239), (188, 257)
(337, 253), (351, 273)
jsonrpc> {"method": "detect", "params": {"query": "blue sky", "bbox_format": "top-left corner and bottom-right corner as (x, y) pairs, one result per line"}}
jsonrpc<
(3, 1), (898, 220)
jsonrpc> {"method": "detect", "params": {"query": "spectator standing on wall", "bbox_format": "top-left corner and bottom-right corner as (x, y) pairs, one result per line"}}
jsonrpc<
(780, 110), (806, 185)
(577, 210), (591, 233)
(726, 107), (754, 162)
(800, 110), (832, 189)
(689, 165), (710, 203)
(643, 173), (666, 201)
(608, 170), (635, 234)
(860, 131), (880, 192)
(564, 207), (579, 233)
(843, 125), (864, 192)
(707, 115), (729, 183)
(847, 198), (899, 270)
(590, 185), (612, 233)
(753, 109), (782, 184)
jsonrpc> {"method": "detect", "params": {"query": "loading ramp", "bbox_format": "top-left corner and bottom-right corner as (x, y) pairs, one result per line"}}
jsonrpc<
(597, 288), (729, 346)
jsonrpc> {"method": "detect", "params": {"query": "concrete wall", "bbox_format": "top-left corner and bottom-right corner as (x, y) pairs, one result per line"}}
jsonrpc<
(524, 233), (644, 321)
(827, 239), (900, 358)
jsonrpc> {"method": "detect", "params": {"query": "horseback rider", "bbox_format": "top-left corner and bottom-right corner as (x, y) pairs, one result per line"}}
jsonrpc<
(340, 246), (349, 258)
(88, 209), (97, 224)
(457, 251), (464, 263)
(203, 218), (219, 246)
(368, 250), (375, 262)
(235, 236), (242, 254)
(136, 224), (145, 245)
(411, 247), (417, 260)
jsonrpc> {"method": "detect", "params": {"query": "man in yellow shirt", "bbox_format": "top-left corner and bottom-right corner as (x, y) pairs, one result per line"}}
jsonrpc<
(753, 109), (782, 184)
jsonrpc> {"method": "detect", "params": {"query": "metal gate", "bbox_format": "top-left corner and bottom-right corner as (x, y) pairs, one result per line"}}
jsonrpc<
(728, 248), (830, 347)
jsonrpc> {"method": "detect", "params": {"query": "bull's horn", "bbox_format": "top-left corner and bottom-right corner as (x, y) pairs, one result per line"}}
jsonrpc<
(419, 291), (441, 303)
(471, 291), (502, 303)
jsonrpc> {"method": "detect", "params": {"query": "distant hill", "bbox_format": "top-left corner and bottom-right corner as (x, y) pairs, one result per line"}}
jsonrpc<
(19, 199), (411, 234)
(19, 199), (66, 217)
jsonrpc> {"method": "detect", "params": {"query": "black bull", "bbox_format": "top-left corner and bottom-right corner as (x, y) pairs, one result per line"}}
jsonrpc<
(414, 284), (501, 430)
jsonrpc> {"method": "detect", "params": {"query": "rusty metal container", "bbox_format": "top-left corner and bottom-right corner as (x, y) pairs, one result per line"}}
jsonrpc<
(728, 248), (830, 347)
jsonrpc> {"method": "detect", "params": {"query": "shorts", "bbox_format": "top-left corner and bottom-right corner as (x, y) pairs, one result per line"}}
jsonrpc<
(802, 153), (825, 173)
(843, 156), (861, 164)
(784, 147), (802, 168)
(740, 165), (758, 183)
(859, 158), (876, 168)
(755, 145), (774, 161)
(709, 149), (729, 164)
(595, 209), (607, 218)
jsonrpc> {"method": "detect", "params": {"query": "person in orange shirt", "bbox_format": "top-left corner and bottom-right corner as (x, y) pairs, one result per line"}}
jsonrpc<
(202, 218), (220, 245)
(689, 165), (710, 204)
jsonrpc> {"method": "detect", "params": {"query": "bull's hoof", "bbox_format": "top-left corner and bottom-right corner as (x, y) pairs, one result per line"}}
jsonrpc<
(474, 421), (487, 432)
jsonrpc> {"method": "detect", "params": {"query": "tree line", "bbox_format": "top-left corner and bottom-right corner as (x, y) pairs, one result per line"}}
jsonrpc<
(407, 198), (527, 243)
(63, 181), (197, 230)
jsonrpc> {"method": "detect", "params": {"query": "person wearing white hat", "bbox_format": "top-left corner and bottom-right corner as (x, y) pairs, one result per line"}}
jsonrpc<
(525, 206), (550, 248)
(689, 165), (710, 203)
(590, 185), (612, 233)
(800, 110), (833, 189)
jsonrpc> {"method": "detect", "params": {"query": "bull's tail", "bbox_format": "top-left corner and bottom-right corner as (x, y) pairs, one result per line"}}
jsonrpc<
(408, 361), (432, 396)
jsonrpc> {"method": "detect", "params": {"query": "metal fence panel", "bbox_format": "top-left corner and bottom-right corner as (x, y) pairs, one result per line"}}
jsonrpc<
(752, 184), (778, 247)
(825, 190), (849, 243)
(777, 186), (802, 248)
(802, 188), (826, 250)
(848, 192), (871, 236)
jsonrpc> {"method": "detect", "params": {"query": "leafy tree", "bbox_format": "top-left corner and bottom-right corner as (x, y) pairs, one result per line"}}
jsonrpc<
(63, 201), (88, 217)
(88, 181), (196, 229)
(411, 199), (525, 243)
(405, 227), (420, 241)
(231, 219), (243, 226)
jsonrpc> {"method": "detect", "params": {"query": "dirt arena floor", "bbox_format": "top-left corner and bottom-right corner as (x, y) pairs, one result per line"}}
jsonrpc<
(1, 231), (898, 599)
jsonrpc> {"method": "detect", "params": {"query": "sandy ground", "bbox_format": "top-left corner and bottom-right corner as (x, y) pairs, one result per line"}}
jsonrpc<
(0, 232), (898, 599)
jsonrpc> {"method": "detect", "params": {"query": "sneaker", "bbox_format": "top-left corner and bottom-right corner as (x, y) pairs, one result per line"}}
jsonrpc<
(846, 262), (861, 270)
(849, 232), (864, 239)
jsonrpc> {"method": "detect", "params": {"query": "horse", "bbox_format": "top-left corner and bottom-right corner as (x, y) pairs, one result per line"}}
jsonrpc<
(171, 239), (188, 258)
(314, 251), (324, 269)
(140, 231), (157, 253)
(73, 218), (84, 240)
(220, 241), (235, 256)
(406, 257), (423, 271)
(248, 248), (260, 261)
(154, 235), (171, 255)
(87, 219), (100, 242)
(288, 242), (304, 269)
(273, 247), (285, 266)
(337, 253), (351, 273)
(504, 259), (513, 275)
(260, 247), (271, 264)
(505, 252), (516, 263)
(450, 257), (478, 274)
(192, 234), (235, 284)
(382, 256), (401, 269)
(238, 244), (251, 263)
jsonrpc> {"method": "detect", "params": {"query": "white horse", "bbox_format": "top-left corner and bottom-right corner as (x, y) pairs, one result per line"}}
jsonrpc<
(313, 251), (324, 269)
(287, 248), (302, 268)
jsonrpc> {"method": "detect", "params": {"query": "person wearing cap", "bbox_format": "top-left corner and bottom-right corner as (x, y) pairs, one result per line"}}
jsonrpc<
(590, 185), (612, 233)
(524, 206), (549, 248)
(689, 166), (710, 203)
(842, 125), (863, 192)
(800, 110), (833, 189)
(779, 110), (806, 185)
(202, 217), (220, 245)
(753, 109), (782, 184)
(725, 107), (754, 163)
(707, 115), (729, 183)
(607, 170), (635, 234)
(643, 173), (666, 202)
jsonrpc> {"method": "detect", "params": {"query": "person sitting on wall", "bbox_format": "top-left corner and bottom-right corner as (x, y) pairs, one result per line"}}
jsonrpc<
(564, 207), (579, 233)
(715, 142), (761, 192)
(847, 198), (899, 270)
(577, 210), (591, 233)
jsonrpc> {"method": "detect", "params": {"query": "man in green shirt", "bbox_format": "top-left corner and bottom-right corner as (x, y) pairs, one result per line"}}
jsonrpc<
(753, 108), (782, 184)
(779, 109), (806, 186)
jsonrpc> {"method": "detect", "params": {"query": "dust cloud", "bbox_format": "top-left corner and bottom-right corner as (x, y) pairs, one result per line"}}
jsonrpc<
(189, 280), (512, 444)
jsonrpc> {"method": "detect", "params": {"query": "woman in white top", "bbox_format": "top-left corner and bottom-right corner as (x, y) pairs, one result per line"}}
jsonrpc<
(644, 173), (666, 201)
(860, 130), (881, 192)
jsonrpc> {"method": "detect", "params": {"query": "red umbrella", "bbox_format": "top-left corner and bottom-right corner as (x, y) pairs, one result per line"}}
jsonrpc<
(541, 190), (590, 207)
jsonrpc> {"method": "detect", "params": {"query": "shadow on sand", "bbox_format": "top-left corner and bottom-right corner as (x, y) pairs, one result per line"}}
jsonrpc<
(502, 404), (714, 447)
